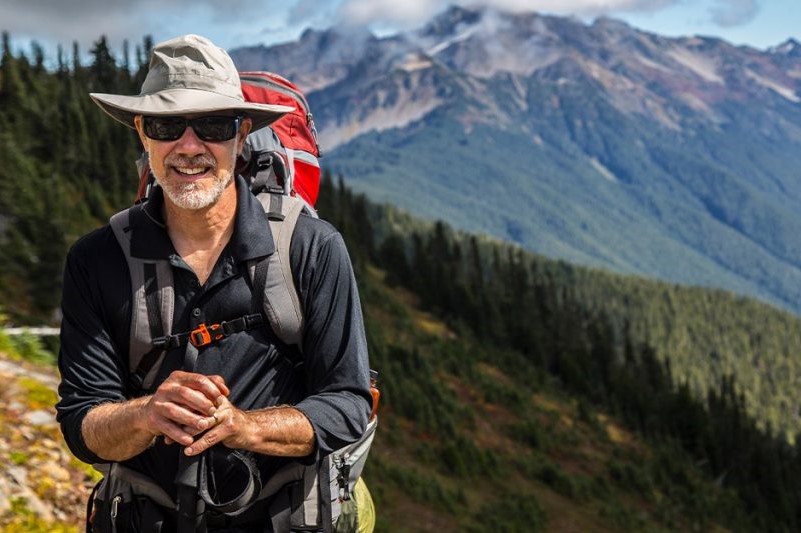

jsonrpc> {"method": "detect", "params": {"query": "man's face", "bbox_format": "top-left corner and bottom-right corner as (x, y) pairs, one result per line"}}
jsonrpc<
(134, 114), (252, 211)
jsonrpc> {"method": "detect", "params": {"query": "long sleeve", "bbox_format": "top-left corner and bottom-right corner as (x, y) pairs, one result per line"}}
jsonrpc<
(56, 229), (130, 464)
(291, 224), (372, 456)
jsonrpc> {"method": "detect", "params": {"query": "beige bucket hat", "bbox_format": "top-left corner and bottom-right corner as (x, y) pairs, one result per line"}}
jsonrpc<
(90, 34), (293, 132)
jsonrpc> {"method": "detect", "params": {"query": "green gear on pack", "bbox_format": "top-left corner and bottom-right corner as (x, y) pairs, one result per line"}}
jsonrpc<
(90, 181), (377, 532)
(334, 478), (375, 533)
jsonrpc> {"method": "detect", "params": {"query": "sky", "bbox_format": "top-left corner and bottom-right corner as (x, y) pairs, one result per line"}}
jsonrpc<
(2, 0), (799, 61)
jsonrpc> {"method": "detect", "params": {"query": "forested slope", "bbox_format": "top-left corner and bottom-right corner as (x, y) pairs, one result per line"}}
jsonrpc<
(319, 176), (801, 532)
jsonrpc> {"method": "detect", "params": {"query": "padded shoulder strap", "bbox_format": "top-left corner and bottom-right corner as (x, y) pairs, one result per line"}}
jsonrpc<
(249, 192), (306, 347)
(110, 207), (175, 389)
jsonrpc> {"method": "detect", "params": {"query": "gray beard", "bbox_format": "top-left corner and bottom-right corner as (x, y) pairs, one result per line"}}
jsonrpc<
(158, 171), (233, 210)
(154, 152), (234, 210)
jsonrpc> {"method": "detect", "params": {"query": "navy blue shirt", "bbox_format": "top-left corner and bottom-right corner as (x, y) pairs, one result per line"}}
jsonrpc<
(56, 176), (371, 497)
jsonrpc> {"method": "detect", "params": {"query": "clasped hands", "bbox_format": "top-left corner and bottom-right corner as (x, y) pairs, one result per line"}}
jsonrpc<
(144, 370), (250, 456)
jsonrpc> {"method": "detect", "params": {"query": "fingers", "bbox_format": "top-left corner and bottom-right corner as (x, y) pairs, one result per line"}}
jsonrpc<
(208, 375), (230, 397)
(146, 371), (229, 443)
(162, 371), (227, 411)
(184, 398), (244, 456)
(170, 371), (228, 406)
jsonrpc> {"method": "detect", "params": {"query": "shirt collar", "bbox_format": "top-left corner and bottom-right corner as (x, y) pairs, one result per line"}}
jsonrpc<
(129, 175), (275, 262)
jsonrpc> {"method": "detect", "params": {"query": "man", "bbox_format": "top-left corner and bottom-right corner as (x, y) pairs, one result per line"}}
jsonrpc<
(56, 34), (372, 532)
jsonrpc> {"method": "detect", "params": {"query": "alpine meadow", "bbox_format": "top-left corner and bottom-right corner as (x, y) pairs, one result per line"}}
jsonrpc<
(3, 9), (801, 533)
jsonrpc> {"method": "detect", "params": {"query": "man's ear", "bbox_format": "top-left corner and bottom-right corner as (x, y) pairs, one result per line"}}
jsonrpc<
(236, 117), (253, 156)
(133, 115), (150, 152)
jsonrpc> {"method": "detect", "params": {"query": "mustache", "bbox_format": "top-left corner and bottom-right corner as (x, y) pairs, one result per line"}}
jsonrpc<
(165, 154), (217, 169)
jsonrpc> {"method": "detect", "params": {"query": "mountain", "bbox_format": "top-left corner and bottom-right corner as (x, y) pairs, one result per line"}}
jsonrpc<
(230, 5), (801, 314)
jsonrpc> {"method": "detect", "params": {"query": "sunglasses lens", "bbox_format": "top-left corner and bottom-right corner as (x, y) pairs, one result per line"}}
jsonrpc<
(142, 116), (240, 142)
(143, 116), (186, 141)
(192, 117), (239, 142)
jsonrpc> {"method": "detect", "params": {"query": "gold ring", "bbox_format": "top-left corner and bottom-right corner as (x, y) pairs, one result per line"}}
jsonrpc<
(212, 412), (220, 424)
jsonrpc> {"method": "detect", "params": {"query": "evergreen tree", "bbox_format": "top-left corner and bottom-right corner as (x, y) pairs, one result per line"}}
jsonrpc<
(90, 36), (117, 92)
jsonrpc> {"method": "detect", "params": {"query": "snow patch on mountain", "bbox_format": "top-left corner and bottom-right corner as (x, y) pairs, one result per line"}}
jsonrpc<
(414, 8), (564, 78)
(769, 39), (801, 56)
(744, 70), (801, 102)
(633, 52), (672, 74)
(425, 24), (479, 56)
(667, 47), (724, 84)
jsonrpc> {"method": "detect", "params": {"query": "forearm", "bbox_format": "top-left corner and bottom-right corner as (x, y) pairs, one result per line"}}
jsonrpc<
(241, 406), (316, 457)
(82, 397), (157, 462)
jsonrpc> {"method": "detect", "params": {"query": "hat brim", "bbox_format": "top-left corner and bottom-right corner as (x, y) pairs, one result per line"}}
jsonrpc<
(90, 88), (294, 132)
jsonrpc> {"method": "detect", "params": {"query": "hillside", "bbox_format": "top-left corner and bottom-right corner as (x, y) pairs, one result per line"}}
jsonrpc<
(0, 267), (748, 532)
(231, 5), (801, 315)
(325, 177), (801, 530)
(351, 190), (801, 443)
(351, 265), (748, 532)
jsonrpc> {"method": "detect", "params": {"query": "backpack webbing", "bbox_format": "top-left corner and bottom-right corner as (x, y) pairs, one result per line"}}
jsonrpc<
(109, 209), (175, 391)
(251, 192), (305, 348)
(108, 191), (306, 388)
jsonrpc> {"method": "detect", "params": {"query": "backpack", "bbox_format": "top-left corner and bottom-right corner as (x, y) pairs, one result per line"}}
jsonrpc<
(239, 71), (322, 211)
(94, 72), (376, 533)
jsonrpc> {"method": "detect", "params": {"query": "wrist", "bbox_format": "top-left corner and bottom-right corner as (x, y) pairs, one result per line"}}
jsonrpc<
(133, 395), (158, 437)
(235, 409), (256, 450)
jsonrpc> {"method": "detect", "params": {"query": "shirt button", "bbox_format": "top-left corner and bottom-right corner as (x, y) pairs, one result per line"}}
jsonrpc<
(192, 308), (201, 318)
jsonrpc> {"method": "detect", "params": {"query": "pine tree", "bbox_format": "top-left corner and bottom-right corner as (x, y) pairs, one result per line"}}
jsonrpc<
(1, 32), (26, 128)
(90, 35), (117, 92)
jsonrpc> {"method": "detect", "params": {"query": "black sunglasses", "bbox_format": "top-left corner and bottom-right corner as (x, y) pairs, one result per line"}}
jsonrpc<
(142, 115), (243, 142)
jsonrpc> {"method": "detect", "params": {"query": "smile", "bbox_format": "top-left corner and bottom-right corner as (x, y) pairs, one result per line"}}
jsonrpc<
(174, 166), (212, 176)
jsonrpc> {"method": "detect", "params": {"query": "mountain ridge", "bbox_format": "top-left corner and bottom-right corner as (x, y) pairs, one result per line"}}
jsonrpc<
(231, 5), (801, 314)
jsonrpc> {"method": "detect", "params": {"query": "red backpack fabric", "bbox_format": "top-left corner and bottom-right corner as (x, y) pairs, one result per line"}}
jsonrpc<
(240, 71), (321, 208)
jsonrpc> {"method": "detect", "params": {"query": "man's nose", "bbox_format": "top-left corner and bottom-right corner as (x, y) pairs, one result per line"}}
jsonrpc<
(174, 126), (206, 155)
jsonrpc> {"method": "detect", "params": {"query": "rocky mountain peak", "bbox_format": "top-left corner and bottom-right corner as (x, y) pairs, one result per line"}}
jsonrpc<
(770, 38), (801, 57)
(418, 5), (485, 39)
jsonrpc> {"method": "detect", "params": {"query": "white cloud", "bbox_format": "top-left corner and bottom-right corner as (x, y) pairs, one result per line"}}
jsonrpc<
(709, 0), (759, 28)
(1, 0), (283, 55)
(288, 0), (338, 26)
(334, 0), (681, 28)
(0, 0), (765, 57)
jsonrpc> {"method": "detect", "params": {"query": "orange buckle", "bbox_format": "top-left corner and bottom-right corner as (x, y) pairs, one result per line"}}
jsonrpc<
(189, 323), (224, 347)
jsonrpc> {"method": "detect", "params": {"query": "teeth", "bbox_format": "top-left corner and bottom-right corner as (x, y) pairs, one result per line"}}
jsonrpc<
(176, 167), (207, 175)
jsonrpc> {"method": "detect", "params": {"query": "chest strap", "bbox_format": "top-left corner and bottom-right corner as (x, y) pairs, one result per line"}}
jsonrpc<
(127, 313), (264, 392)
(164, 314), (264, 349)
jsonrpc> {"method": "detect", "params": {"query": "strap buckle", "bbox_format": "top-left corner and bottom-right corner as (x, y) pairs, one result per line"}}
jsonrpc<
(189, 323), (224, 347)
